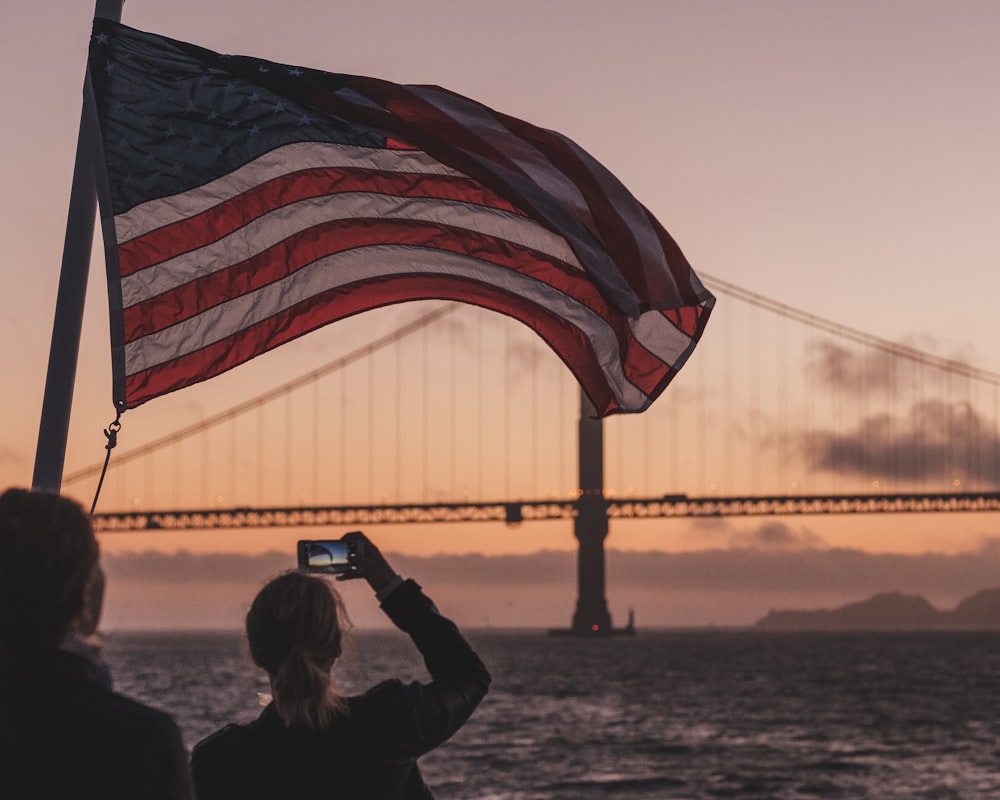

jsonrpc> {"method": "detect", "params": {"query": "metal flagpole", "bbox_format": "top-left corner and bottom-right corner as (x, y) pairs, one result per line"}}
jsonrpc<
(31, 0), (124, 492)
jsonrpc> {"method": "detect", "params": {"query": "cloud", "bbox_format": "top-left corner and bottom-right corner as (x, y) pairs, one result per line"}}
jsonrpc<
(805, 337), (980, 393)
(97, 542), (1000, 630)
(806, 340), (903, 392)
(727, 520), (825, 550)
(102, 539), (1000, 600)
(103, 550), (292, 584)
(806, 399), (1000, 482)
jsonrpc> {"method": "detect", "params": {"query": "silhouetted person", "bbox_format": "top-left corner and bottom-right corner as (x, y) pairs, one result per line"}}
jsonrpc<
(0, 487), (193, 799)
(191, 531), (491, 799)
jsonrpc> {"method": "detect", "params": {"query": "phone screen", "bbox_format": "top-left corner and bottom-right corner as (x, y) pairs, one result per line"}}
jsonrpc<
(298, 540), (353, 573)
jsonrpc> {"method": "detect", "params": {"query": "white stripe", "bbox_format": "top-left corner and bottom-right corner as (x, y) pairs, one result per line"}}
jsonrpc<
(114, 142), (467, 243)
(125, 245), (651, 412)
(120, 193), (583, 309)
(629, 311), (693, 366)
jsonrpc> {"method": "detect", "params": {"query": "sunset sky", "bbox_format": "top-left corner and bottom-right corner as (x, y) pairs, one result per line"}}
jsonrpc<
(2, 1), (1000, 628)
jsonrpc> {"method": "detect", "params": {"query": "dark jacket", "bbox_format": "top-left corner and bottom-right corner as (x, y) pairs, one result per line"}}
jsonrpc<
(0, 639), (193, 800)
(191, 580), (490, 800)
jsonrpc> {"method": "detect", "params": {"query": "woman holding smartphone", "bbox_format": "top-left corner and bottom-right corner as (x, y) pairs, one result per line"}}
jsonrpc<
(191, 531), (491, 799)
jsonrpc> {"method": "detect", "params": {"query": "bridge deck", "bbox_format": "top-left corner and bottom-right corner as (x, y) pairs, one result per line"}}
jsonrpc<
(91, 491), (1000, 532)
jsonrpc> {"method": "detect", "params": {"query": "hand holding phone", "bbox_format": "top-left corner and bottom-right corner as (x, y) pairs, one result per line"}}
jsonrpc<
(297, 532), (397, 594)
(297, 538), (363, 575)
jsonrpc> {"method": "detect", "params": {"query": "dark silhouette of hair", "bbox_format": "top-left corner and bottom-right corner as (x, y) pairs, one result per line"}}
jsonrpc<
(0, 488), (99, 645)
(246, 571), (349, 729)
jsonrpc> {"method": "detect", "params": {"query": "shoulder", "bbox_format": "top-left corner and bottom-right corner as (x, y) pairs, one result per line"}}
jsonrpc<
(193, 722), (253, 762)
(345, 679), (420, 738)
(191, 723), (258, 788)
(31, 659), (185, 749)
(352, 679), (408, 713)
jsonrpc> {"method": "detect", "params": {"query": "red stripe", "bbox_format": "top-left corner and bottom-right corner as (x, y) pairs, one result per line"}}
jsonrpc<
(130, 234), (673, 403)
(664, 305), (708, 339)
(124, 275), (623, 415)
(122, 217), (671, 397)
(123, 218), (592, 338)
(117, 167), (525, 276)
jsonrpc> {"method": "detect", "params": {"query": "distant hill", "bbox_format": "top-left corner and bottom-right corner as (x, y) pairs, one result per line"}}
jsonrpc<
(755, 588), (1000, 630)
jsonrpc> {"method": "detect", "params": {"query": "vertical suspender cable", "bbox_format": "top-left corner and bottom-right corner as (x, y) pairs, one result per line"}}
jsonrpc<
(504, 323), (511, 499)
(312, 380), (319, 503)
(722, 298), (733, 492)
(395, 334), (402, 501)
(368, 349), (375, 503)
(531, 340), (538, 497)
(451, 310), (456, 499)
(339, 368), (347, 502)
(423, 324), (429, 501)
(230, 417), (237, 506)
(285, 394), (293, 504)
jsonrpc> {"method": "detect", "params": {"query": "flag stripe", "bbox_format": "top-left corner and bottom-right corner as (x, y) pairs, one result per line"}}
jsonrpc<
(124, 275), (623, 413)
(114, 142), (468, 243)
(120, 189), (583, 309)
(124, 244), (671, 409)
(117, 163), (525, 277)
(125, 218), (586, 339)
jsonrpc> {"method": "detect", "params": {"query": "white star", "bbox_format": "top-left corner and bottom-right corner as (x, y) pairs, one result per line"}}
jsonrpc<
(288, 67), (303, 77)
(250, 124), (261, 135)
(249, 91), (261, 103)
(95, 33), (109, 45)
(258, 64), (270, 74)
(297, 113), (312, 126)
(273, 101), (286, 114)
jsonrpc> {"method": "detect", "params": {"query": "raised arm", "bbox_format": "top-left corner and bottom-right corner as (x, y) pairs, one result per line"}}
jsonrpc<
(339, 532), (491, 753)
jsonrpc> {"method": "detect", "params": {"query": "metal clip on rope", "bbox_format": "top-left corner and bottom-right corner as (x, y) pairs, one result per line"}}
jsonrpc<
(90, 408), (123, 515)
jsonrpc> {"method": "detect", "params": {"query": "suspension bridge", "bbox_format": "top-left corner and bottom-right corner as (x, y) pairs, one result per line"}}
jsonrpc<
(64, 275), (1000, 634)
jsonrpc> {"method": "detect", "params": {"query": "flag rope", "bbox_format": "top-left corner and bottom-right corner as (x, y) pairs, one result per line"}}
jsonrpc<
(89, 406), (123, 514)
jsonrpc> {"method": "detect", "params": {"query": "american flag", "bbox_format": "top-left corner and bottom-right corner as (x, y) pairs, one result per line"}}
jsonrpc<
(88, 19), (714, 416)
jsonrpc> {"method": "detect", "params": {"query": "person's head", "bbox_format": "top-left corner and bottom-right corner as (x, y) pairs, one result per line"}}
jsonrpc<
(0, 488), (101, 646)
(246, 571), (350, 729)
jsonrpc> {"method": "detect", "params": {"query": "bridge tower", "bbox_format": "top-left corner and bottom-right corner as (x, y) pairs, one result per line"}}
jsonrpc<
(550, 393), (633, 636)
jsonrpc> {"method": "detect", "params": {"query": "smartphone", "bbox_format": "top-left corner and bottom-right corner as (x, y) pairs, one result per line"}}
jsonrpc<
(297, 539), (360, 574)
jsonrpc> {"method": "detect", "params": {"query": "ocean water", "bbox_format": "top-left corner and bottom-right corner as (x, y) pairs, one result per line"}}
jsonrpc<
(102, 629), (1000, 799)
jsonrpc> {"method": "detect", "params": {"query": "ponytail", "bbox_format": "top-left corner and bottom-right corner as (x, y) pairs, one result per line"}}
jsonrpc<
(246, 571), (350, 728)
